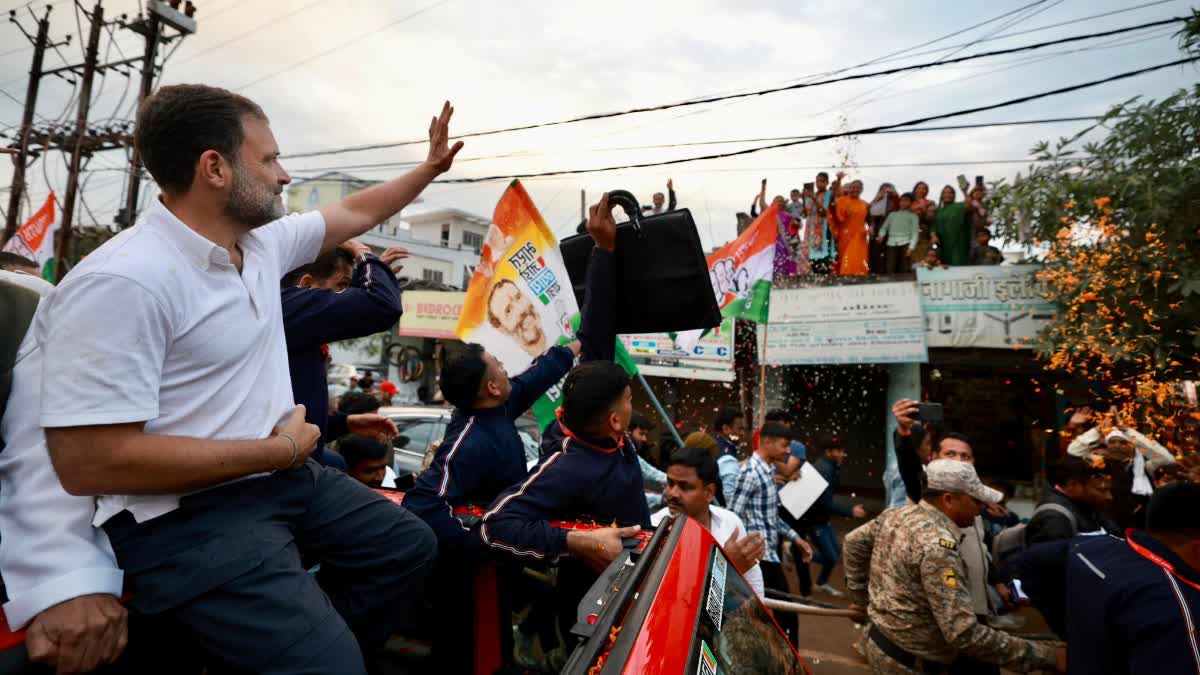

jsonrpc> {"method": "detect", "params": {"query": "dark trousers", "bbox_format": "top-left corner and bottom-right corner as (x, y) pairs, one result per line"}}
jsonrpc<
(778, 507), (812, 596)
(810, 522), (841, 586)
(885, 245), (910, 274)
(102, 461), (436, 675)
(759, 561), (797, 646)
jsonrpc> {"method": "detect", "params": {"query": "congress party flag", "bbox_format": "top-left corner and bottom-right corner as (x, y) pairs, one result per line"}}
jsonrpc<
(675, 202), (778, 350)
(457, 180), (636, 429)
(2, 193), (57, 282)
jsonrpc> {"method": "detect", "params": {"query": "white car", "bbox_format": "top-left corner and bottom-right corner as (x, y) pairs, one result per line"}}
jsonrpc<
(377, 405), (545, 485)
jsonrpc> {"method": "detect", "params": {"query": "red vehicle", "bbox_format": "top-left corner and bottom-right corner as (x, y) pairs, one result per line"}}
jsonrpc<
(0, 493), (809, 674)
(563, 514), (810, 675)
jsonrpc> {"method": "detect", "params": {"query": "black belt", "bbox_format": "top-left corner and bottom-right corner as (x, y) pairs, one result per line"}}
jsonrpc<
(868, 625), (949, 674)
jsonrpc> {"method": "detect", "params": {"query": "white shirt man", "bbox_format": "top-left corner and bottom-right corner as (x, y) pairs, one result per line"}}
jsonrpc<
(651, 446), (766, 598)
(0, 271), (125, 672)
(652, 504), (764, 598)
(35, 85), (463, 673)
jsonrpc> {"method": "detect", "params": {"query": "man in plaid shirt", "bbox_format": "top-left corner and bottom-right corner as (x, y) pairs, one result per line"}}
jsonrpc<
(730, 421), (814, 643)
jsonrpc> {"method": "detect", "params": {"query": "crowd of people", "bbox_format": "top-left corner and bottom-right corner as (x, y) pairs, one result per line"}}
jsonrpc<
(737, 173), (1004, 275)
(0, 80), (1196, 675)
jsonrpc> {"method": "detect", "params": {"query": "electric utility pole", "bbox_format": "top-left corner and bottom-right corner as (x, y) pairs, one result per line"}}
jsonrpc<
(3, 6), (54, 243)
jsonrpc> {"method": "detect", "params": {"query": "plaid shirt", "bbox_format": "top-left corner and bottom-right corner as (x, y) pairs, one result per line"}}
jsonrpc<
(730, 454), (800, 563)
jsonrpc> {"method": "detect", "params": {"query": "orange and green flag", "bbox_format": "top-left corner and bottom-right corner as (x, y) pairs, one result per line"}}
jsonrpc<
(456, 180), (636, 429)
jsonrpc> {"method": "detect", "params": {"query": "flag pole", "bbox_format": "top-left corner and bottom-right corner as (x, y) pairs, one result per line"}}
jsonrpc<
(635, 372), (685, 447)
(757, 322), (769, 430)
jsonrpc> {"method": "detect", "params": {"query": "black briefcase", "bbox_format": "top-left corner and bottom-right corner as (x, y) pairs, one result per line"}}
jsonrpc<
(560, 190), (721, 335)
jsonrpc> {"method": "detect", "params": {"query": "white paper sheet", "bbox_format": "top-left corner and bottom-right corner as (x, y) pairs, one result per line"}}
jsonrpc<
(778, 462), (830, 521)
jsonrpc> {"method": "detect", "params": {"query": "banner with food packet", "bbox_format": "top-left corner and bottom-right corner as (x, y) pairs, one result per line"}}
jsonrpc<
(456, 180), (636, 428)
(675, 201), (778, 351)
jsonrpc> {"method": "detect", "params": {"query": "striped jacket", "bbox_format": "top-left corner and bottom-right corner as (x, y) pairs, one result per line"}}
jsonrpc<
(479, 423), (651, 561)
(405, 346), (576, 554)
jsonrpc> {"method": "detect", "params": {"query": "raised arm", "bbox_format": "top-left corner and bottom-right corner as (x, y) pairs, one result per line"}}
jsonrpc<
(282, 244), (402, 348)
(577, 193), (617, 362)
(318, 102), (463, 252)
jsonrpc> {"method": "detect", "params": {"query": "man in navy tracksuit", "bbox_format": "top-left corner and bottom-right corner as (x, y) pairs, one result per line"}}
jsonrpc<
(405, 194), (622, 669)
(282, 239), (405, 469)
(405, 224), (618, 553)
(1015, 481), (1200, 674)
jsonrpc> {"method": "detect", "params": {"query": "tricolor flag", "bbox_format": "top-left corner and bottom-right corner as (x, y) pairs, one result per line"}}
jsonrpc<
(456, 180), (636, 429)
(2, 193), (57, 281)
(676, 202), (778, 350)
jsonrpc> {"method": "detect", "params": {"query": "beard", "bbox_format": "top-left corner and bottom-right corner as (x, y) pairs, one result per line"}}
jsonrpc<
(225, 163), (283, 229)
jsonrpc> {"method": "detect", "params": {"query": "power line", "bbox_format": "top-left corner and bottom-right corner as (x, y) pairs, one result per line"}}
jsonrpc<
(859, 0), (1185, 69)
(172, 0), (334, 67)
(427, 57), (1197, 184)
(283, 16), (1188, 161)
(286, 115), (1115, 175)
(231, 0), (453, 91)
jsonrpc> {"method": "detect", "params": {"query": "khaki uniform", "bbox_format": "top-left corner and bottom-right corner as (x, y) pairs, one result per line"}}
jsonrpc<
(843, 501), (1056, 673)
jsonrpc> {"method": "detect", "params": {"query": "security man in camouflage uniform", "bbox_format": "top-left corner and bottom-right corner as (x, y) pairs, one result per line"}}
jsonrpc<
(843, 460), (1065, 674)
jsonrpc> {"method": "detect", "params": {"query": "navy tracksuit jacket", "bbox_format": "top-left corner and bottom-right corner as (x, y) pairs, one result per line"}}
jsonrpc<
(406, 247), (624, 555)
(282, 253), (402, 463)
(479, 422), (652, 561)
(1016, 530), (1200, 674)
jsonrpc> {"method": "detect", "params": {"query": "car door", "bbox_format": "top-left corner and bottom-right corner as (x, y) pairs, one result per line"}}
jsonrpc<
(390, 415), (442, 479)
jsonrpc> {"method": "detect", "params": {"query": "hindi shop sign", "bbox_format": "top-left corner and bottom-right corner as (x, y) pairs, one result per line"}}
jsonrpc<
(398, 290), (466, 339)
(916, 265), (1055, 349)
(619, 317), (736, 382)
(765, 282), (928, 365)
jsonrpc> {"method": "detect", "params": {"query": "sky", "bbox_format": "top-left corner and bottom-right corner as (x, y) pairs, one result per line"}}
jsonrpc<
(0, 0), (1195, 249)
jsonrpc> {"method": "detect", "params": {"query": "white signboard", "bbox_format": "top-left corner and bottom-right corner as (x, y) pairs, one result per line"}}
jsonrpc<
(917, 265), (1055, 349)
(765, 283), (928, 365)
(619, 317), (736, 382)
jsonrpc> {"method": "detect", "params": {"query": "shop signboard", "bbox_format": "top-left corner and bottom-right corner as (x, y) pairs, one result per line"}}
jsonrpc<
(765, 282), (928, 365)
(619, 317), (736, 382)
(917, 265), (1054, 349)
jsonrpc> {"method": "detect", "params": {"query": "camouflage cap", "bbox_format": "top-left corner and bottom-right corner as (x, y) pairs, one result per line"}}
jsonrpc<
(925, 459), (1003, 504)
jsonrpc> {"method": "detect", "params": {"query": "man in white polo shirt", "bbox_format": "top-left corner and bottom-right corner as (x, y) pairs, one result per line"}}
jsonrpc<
(37, 84), (463, 674)
(651, 446), (768, 597)
(0, 271), (128, 673)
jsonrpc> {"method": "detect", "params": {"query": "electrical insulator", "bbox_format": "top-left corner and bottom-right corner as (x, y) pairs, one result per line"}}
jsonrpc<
(168, 0), (181, 9)
(184, 1), (195, 17)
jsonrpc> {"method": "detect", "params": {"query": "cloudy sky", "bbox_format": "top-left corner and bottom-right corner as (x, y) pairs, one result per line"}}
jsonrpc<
(1, 0), (1194, 248)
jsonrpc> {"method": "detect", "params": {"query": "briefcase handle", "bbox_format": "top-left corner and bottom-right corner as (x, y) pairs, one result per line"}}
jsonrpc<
(604, 190), (643, 237)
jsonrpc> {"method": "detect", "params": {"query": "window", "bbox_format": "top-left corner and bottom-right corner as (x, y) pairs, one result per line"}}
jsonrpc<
(392, 418), (440, 454)
(423, 269), (444, 283)
(389, 417), (443, 476)
(462, 230), (484, 253)
(440, 223), (450, 247)
(688, 548), (803, 675)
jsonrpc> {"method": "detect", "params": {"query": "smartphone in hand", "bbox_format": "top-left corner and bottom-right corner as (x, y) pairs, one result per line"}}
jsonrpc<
(917, 402), (944, 423)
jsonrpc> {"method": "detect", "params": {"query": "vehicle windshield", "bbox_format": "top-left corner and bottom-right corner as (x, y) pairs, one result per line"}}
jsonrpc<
(689, 548), (803, 675)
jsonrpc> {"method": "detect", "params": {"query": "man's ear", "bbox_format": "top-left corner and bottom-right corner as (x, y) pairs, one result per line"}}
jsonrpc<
(703, 483), (716, 504)
(196, 149), (231, 189)
(606, 409), (622, 436)
(297, 274), (316, 288)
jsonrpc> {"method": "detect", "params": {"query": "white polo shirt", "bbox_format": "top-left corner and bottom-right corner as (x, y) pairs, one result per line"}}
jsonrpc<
(652, 504), (765, 598)
(1, 271), (123, 629)
(37, 199), (325, 525)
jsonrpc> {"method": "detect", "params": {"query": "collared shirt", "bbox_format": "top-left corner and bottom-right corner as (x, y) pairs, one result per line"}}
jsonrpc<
(0, 272), (122, 629)
(38, 199), (326, 525)
(652, 505), (765, 597)
(729, 453), (800, 563)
